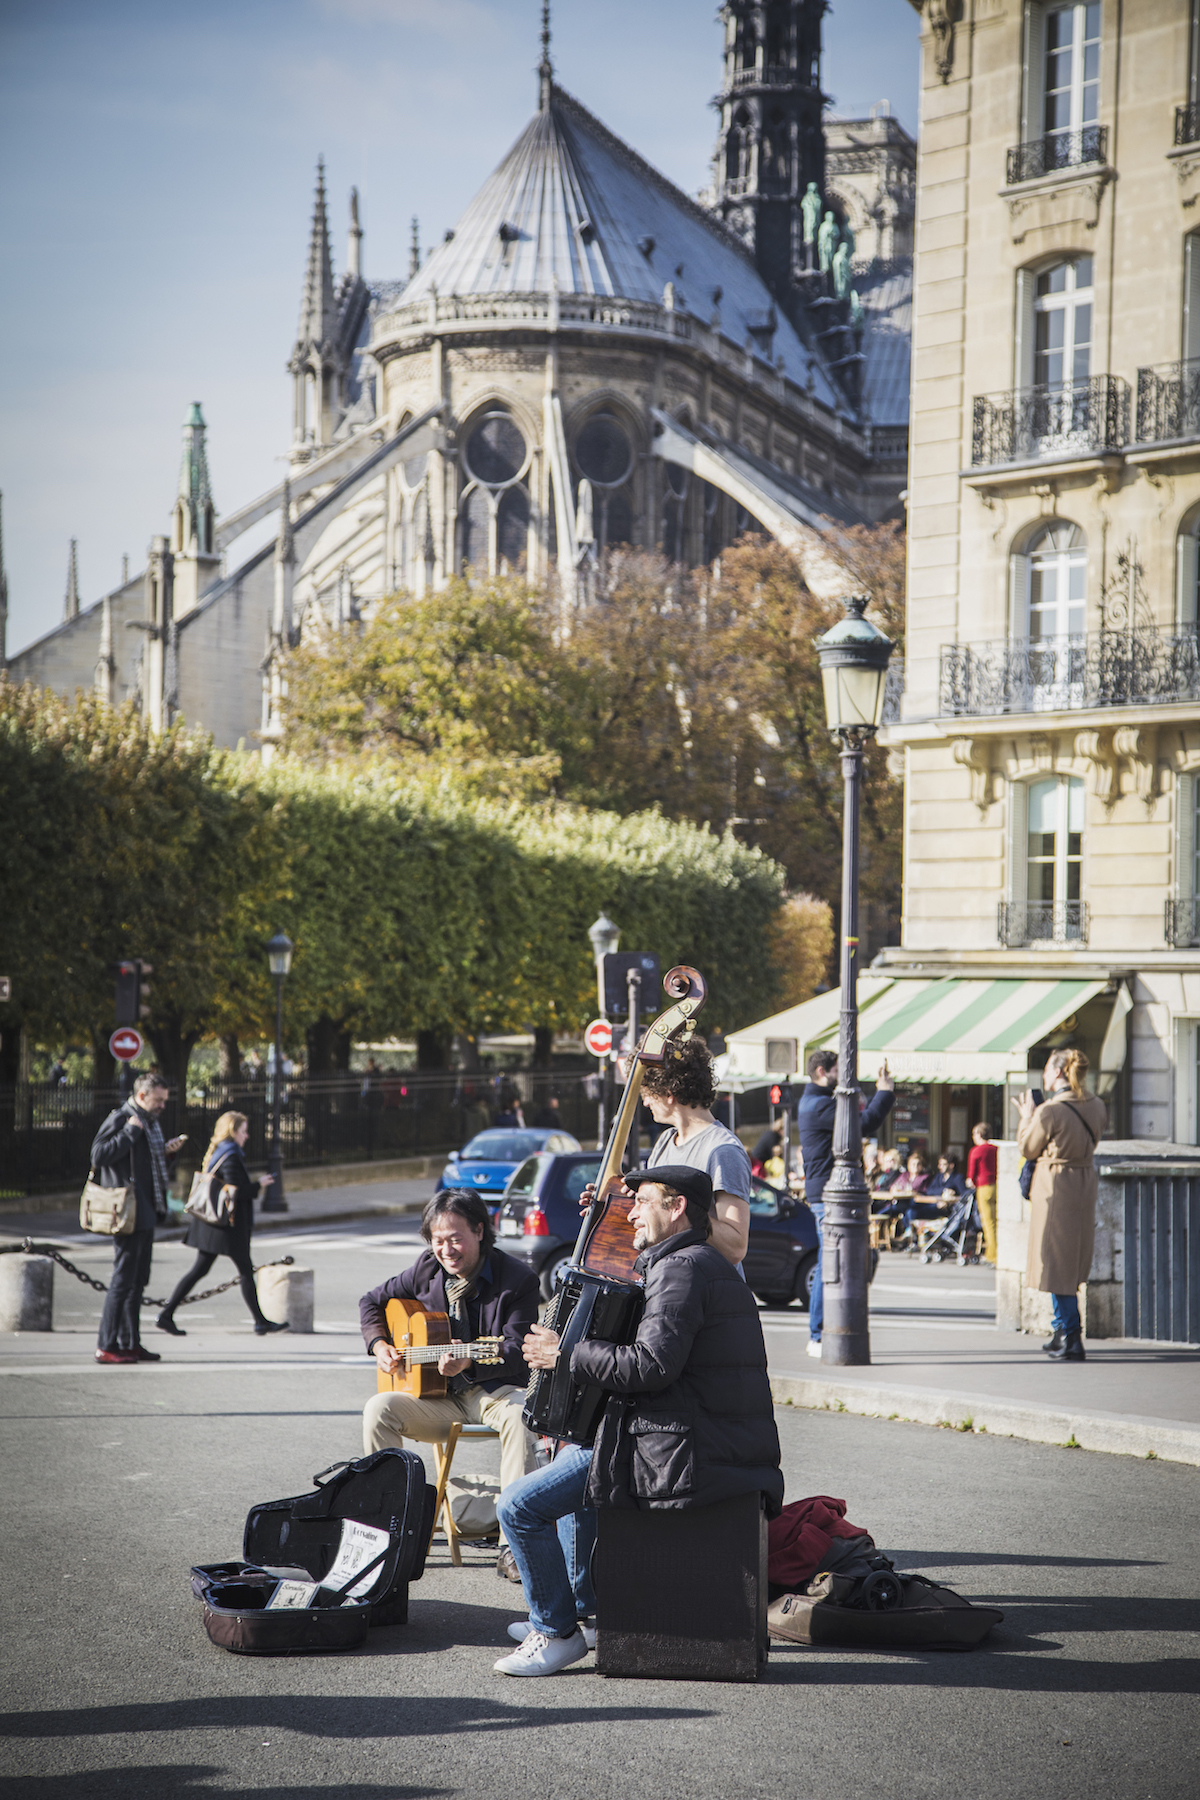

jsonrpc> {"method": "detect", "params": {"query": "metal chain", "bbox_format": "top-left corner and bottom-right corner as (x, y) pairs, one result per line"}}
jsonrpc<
(0, 1239), (295, 1308)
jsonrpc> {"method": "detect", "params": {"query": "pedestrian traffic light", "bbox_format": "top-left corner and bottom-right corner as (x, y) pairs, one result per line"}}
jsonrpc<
(114, 961), (139, 1025)
(770, 1082), (797, 1107)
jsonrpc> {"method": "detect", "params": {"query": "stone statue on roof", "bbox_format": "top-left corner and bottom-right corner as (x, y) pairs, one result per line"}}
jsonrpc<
(802, 183), (822, 246)
(849, 288), (864, 333)
(832, 238), (851, 300)
(817, 210), (839, 275)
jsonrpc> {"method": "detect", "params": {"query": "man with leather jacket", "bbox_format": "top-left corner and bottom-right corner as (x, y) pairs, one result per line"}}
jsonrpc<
(493, 1163), (783, 1679)
(90, 1072), (184, 1364)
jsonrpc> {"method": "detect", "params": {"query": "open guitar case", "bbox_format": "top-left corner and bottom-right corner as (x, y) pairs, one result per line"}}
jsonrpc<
(191, 1449), (437, 1654)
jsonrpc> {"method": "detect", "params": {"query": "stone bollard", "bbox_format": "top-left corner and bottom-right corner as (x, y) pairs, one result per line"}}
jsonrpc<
(0, 1255), (54, 1331)
(256, 1264), (314, 1333)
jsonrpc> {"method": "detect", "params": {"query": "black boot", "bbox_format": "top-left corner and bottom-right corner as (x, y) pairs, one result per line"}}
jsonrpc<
(1047, 1328), (1085, 1361)
(156, 1311), (186, 1337)
(1041, 1328), (1064, 1354)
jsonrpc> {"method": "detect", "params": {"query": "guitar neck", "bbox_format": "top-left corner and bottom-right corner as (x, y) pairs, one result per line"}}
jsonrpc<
(404, 1343), (496, 1364)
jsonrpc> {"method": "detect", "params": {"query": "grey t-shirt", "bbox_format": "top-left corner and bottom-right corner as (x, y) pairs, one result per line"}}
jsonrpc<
(647, 1119), (751, 1204)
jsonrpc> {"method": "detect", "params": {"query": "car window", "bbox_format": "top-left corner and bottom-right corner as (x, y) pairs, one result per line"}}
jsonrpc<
(461, 1131), (540, 1161)
(544, 1132), (581, 1153)
(749, 1179), (779, 1219)
(563, 1160), (602, 1206)
(506, 1156), (543, 1200)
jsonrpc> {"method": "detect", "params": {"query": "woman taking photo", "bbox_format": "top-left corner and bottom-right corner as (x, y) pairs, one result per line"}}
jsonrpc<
(156, 1111), (289, 1337)
(1017, 1049), (1106, 1362)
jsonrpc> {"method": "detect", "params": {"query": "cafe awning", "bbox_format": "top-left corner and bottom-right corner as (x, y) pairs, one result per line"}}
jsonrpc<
(717, 978), (896, 1091)
(807, 975), (1112, 1084)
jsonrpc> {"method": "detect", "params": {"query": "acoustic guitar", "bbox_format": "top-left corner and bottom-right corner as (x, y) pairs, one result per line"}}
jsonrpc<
(375, 1296), (504, 1397)
(574, 963), (708, 1287)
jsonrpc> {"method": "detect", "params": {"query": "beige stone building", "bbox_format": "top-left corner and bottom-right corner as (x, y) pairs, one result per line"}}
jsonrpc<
(877, 0), (1200, 1154)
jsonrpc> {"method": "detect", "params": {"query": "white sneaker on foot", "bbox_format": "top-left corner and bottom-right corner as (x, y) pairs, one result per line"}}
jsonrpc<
(509, 1618), (596, 1649)
(494, 1627), (589, 1677)
(806, 1338), (823, 1359)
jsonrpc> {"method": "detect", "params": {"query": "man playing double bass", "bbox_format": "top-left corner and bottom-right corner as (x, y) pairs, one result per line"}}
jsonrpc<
(492, 1165), (783, 1678)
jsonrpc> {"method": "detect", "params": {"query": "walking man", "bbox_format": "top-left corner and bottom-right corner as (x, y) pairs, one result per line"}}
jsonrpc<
(91, 1071), (184, 1364)
(796, 1052), (895, 1357)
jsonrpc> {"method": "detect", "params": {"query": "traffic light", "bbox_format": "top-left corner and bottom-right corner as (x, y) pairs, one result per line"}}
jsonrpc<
(113, 959), (153, 1024)
(770, 1082), (797, 1108)
(114, 961), (139, 1025)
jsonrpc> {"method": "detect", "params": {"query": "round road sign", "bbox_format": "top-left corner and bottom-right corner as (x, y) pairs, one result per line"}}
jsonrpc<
(583, 1018), (613, 1058)
(109, 1027), (144, 1062)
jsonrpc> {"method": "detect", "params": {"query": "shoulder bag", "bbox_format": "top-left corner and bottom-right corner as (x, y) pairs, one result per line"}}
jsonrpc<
(185, 1163), (237, 1229)
(80, 1170), (137, 1236)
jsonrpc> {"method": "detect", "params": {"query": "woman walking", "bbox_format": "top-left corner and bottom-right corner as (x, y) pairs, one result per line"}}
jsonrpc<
(156, 1112), (288, 1337)
(1017, 1050), (1106, 1362)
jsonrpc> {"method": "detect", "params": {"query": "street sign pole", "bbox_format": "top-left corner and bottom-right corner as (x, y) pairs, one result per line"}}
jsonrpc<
(625, 967), (641, 1167)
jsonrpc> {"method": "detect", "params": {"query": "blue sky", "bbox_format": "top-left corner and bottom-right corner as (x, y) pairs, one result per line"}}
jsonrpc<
(0, 0), (920, 655)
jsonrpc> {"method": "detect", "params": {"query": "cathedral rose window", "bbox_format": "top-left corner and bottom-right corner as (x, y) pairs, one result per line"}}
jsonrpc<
(465, 411), (528, 487)
(575, 412), (633, 488)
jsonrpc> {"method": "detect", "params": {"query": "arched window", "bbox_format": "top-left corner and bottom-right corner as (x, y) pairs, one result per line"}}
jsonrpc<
(1013, 521), (1087, 708)
(572, 410), (636, 558)
(1024, 774), (1085, 941)
(458, 406), (530, 576)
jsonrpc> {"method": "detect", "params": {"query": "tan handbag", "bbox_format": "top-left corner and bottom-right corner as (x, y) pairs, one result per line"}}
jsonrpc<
(79, 1173), (137, 1236)
(185, 1167), (236, 1228)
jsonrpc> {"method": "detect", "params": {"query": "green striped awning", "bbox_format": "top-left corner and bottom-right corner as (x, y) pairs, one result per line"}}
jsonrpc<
(809, 977), (1109, 1084)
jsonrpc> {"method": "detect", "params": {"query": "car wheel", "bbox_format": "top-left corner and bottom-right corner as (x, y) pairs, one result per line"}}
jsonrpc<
(754, 1292), (794, 1310)
(794, 1252), (818, 1310)
(540, 1251), (574, 1303)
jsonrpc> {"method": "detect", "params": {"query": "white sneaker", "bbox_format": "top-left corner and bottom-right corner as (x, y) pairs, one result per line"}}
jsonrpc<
(509, 1617), (597, 1650)
(494, 1627), (589, 1677)
(806, 1338), (823, 1359)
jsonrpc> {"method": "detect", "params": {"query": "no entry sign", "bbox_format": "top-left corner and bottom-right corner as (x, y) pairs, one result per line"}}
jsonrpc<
(109, 1027), (144, 1062)
(583, 1018), (613, 1058)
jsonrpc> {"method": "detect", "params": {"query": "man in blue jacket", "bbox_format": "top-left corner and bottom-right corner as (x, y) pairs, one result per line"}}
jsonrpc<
(90, 1072), (185, 1364)
(796, 1051), (895, 1357)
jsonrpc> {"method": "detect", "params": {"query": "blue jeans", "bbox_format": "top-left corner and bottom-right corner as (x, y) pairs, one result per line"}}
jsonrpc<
(1051, 1292), (1081, 1334)
(809, 1202), (824, 1339)
(495, 1443), (596, 1637)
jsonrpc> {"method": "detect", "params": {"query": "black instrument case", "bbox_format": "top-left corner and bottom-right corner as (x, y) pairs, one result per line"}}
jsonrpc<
(191, 1448), (437, 1654)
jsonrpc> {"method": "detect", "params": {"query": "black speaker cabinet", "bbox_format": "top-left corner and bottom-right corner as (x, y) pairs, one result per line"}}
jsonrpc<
(594, 1493), (768, 1681)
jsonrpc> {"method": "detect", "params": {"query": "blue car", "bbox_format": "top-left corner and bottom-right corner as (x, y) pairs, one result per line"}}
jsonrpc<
(497, 1153), (820, 1305)
(437, 1128), (582, 1210)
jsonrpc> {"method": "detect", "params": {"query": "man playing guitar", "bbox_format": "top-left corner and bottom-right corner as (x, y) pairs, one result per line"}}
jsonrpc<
(493, 1164), (783, 1678)
(360, 1190), (540, 1580)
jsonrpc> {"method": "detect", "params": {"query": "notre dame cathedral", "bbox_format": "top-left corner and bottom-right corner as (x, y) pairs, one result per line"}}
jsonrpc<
(7, 2), (914, 749)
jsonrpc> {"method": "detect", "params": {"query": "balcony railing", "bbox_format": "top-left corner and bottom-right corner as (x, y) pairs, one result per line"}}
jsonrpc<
(1176, 104), (1200, 147)
(1165, 899), (1200, 948)
(998, 901), (1089, 947)
(971, 377), (1130, 468)
(940, 628), (1200, 717)
(1006, 124), (1108, 185)
(1135, 359), (1200, 445)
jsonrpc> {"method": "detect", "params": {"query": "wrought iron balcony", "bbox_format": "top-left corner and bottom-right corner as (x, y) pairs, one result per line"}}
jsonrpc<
(940, 628), (1200, 717)
(998, 901), (1089, 948)
(1135, 359), (1200, 445)
(1006, 125), (1108, 185)
(1176, 104), (1200, 147)
(1165, 899), (1200, 948)
(971, 377), (1130, 468)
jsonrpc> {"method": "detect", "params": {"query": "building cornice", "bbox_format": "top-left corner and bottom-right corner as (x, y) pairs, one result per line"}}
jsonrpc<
(883, 698), (1200, 747)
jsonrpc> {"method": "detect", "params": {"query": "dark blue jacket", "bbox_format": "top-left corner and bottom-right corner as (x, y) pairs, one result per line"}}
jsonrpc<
(796, 1081), (896, 1206)
(925, 1171), (967, 1199)
(359, 1246), (539, 1393)
(91, 1102), (176, 1232)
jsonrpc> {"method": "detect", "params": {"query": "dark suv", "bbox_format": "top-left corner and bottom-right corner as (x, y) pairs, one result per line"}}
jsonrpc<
(497, 1151), (819, 1306)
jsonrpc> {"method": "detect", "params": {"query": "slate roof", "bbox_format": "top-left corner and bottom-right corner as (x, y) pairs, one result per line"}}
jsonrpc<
(854, 259), (912, 429)
(398, 84), (843, 414)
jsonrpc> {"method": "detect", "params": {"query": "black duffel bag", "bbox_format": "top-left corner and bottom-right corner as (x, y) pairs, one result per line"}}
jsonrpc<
(192, 1448), (437, 1655)
(767, 1539), (1003, 1652)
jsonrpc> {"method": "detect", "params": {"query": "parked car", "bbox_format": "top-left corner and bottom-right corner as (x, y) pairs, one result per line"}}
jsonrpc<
(497, 1154), (820, 1306)
(437, 1128), (582, 1210)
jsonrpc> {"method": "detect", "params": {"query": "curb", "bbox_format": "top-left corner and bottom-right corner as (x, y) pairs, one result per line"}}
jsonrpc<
(769, 1373), (1200, 1469)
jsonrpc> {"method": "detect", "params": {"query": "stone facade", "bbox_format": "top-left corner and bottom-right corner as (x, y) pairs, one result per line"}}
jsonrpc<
(882, 0), (1200, 1147)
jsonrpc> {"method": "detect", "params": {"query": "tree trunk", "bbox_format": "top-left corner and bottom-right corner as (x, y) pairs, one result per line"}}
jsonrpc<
(218, 1032), (241, 1079)
(0, 1024), (26, 1085)
(144, 1014), (200, 1098)
(417, 1029), (450, 1071)
(306, 1016), (354, 1074)
(454, 1032), (481, 1072)
(532, 1026), (554, 1070)
(90, 1025), (116, 1091)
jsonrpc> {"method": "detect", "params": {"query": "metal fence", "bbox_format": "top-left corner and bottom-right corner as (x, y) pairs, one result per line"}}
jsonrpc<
(971, 375), (1130, 468)
(0, 1071), (601, 1200)
(1121, 1170), (1200, 1343)
(1005, 124), (1107, 185)
(1135, 358), (1200, 445)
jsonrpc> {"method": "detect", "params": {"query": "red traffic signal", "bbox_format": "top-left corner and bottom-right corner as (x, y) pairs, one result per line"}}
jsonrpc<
(770, 1084), (782, 1106)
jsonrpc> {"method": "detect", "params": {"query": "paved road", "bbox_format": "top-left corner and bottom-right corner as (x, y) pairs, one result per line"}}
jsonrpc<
(0, 1221), (1197, 1799)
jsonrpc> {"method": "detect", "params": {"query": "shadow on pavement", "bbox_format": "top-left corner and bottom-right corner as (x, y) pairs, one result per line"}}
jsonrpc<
(0, 1696), (717, 1742)
(881, 1550), (1165, 1569)
(0, 1776), (445, 1800)
(763, 1646), (1200, 1692)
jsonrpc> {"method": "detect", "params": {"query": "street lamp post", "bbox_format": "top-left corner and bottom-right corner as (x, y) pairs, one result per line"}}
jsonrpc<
(815, 595), (893, 1366)
(262, 930), (293, 1214)
(587, 913), (620, 1143)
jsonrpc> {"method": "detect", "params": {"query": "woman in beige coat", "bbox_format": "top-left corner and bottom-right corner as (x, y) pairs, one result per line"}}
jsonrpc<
(1017, 1048), (1107, 1362)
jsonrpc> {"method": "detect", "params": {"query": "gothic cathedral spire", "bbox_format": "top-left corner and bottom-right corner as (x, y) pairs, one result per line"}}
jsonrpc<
(289, 159), (340, 454)
(710, 2), (827, 306)
(64, 538), (80, 621)
(172, 403), (220, 616)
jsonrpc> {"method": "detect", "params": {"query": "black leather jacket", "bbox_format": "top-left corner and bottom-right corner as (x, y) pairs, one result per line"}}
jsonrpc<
(91, 1102), (175, 1231)
(574, 1229), (784, 1515)
(359, 1247), (540, 1393)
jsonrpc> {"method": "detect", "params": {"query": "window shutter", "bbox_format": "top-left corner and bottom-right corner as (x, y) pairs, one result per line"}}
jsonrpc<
(1184, 234), (1200, 363)
(1021, 2), (1047, 144)
(1014, 268), (1037, 390)
(1177, 524), (1199, 628)
(1010, 536), (1029, 638)
(1009, 779), (1029, 906)
(1179, 773), (1196, 901)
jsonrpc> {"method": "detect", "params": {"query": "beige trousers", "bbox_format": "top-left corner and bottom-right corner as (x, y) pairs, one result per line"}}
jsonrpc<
(361, 1381), (537, 1540)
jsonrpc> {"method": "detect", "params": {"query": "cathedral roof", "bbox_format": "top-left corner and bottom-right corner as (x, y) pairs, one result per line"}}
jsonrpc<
(855, 261), (912, 428)
(398, 84), (841, 412)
